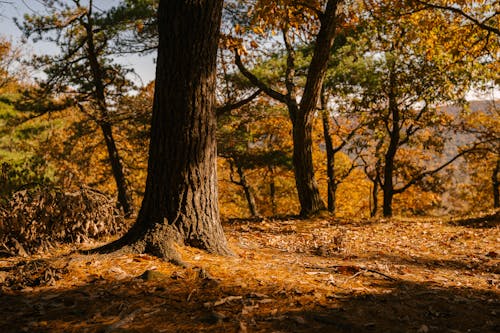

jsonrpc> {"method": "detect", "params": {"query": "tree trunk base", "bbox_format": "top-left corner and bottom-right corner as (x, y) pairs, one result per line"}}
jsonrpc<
(82, 223), (186, 266)
(82, 219), (233, 265)
(299, 205), (327, 218)
(127, 223), (186, 266)
(301, 208), (330, 219)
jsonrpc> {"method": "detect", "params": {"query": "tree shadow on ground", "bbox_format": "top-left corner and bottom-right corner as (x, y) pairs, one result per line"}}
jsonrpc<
(346, 252), (500, 275)
(0, 264), (498, 333)
(448, 211), (499, 229)
(272, 279), (498, 333)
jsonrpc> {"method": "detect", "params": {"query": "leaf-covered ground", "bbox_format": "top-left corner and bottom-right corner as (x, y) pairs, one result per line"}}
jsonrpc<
(0, 216), (498, 332)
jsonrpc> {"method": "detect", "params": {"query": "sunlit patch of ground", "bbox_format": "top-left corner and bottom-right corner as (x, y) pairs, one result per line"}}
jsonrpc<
(0, 216), (498, 332)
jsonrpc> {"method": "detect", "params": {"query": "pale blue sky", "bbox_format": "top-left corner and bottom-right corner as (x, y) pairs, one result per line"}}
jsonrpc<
(0, 0), (156, 85)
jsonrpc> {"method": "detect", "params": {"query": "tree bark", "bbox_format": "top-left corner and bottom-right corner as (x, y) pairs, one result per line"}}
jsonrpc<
(322, 110), (336, 213)
(99, 121), (133, 217)
(92, 0), (230, 260)
(236, 165), (260, 218)
(371, 180), (379, 217)
(493, 156), (500, 208)
(382, 68), (400, 218)
(320, 86), (339, 214)
(229, 160), (260, 218)
(382, 159), (395, 218)
(292, 110), (326, 216)
(292, 0), (339, 216)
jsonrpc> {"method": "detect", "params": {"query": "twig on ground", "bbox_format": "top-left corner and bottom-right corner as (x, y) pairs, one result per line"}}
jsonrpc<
(304, 264), (397, 281)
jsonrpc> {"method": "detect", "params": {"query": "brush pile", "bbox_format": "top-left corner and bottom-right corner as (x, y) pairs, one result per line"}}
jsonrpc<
(0, 186), (124, 256)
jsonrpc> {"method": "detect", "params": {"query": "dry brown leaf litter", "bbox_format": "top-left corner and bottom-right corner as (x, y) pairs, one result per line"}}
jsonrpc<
(0, 186), (126, 257)
(0, 216), (498, 332)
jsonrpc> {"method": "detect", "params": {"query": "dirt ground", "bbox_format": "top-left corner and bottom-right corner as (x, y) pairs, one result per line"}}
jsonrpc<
(0, 216), (498, 332)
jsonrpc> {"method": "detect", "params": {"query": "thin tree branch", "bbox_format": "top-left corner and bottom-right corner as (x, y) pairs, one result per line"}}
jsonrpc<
(234, 51), (287, 104)
(291, 0), (323, 18)
(299, 0), (339, 118)
(414, 0), (500, 36)
(216, 89), (262, 117)
(282, 25), (297, 107)
(394, 141), (490, 194)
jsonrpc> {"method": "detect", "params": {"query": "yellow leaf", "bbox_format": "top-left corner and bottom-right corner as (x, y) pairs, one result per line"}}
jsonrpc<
(252, 26), (264, 35)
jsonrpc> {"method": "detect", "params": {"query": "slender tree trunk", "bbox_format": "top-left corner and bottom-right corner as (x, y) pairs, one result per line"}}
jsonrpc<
(93, 0), (230, 259)
(493, 156), (500, 208)
(292, 0), (338, 216)
(382, 69), (400, 218)
(269, 166), (277, 216)
(228, 160), (260, 218)
(236, 165), (260, 217)
(371, 179), (379, 217)
(382, 167), (395, 217)
(321, 107), (336, 213)
(83, 11), (133, 217)
(235, 1), (339, 217)
(100, 121), (133, 217)
(331, 182), (338, 214)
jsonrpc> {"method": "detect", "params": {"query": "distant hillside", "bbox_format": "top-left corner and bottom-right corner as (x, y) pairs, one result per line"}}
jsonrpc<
(438, 99), (498, 213)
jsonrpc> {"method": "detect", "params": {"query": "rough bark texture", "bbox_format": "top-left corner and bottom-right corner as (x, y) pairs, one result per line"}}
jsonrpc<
(292, 112), (326, 216)
(94, 0), (230, 259)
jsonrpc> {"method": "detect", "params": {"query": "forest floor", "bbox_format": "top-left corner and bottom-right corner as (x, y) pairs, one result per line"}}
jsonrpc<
(0, 214), (498, 333)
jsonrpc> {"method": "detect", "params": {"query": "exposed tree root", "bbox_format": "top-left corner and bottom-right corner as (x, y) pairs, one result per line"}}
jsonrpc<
(80, 221), (234, 266)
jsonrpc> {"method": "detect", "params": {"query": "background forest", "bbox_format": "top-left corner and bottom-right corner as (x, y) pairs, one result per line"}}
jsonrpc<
(0, 0), (497, 220)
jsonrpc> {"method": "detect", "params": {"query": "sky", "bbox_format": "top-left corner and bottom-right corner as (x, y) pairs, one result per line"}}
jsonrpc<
(0, 0), (157, 85)
(0, 1), (497, 100)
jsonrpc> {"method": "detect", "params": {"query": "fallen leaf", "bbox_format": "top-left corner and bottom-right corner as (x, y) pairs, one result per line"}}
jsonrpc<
(418, 324), (429, 333)
(485, 251), (497, 258)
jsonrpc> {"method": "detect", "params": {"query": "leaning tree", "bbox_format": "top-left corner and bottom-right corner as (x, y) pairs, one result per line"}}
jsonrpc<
(18, 0), (135, 216)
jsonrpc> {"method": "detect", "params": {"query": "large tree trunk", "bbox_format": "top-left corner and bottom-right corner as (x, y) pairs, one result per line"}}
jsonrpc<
(93, 0), (230, 260)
